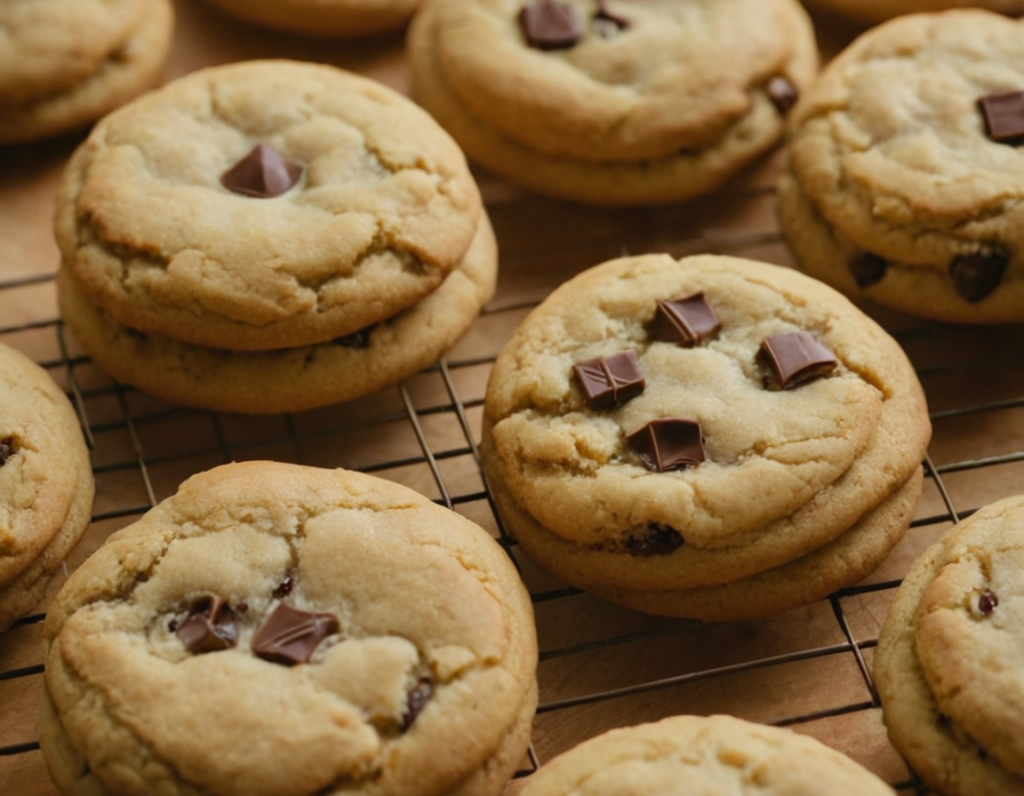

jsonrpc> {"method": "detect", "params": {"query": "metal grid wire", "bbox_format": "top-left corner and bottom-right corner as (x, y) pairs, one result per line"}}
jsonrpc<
(2, 225), (1024, 795)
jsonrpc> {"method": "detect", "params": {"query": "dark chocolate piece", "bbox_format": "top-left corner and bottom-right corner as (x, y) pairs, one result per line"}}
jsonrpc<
(335, 326), (374, 349)
(593, 0), (629, 32)
(0, 437), (14, 467)
(654, 292), (720, 346)
(627, 417), (705, 472)
(519, 0), (581, 50)
(272, 576), (294, 598)
(625, 524), (684, 557)
(175, 595), (238, 654)
(574, 350), (645, 410)
(767, 76), (799, 115)
(252, 603), (339, 666)
(979, 589), (999, 615)
(401, 677), (434, 731)
(978, 90), (1024, 143)
(220, 144), (303, 198)
(760, 331), (837, 389)
(849, 252), (888, 288)
(949, 248), (1008, 303)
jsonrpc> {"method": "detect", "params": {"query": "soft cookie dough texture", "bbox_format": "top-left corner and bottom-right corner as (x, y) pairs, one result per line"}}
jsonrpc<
(875, 495), (1024, 796)
(779, 10), (1024, 323)
(41, 462), (538, 796)
(56, 60), (495, 413)
(0, 0), (174, 145)
(409, 0), (818, 205)
(201, 0), (422, 38)
(516, 715), (895, 796)
(482, 254), (931, 621)
(801, 0), (1024, 23)
(0, 344), (94, 631)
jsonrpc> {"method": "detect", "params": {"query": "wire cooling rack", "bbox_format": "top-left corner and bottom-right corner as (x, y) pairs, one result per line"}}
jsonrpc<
(4, 186), (1024, 796)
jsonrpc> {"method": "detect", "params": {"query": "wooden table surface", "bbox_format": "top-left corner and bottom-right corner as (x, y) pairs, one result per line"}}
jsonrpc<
(3, 3), (1023, 794)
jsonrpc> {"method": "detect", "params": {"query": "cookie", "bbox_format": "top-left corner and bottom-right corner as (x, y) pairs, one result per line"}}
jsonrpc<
(516, 714), (895, 795)
(200, 0), (421, 38)
(58, 211), (497, 414)
(409, 0), (818, 205)
(40, 461), (538, 796)
(0, 0), (174, 146)
(55, 59), (484, 351)
(779, 10), (1024, 324)
(0, 344), (94, 632)
(801, 0), (1024, 23)
(875, 495), (1024, 795)
(481, 254), (930, 621)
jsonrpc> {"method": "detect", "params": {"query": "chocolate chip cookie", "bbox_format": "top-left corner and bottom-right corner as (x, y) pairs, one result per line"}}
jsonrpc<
(779, 10), (1024, 323)
(482, 254), (930, 621)
(875, 495), (1024, 795)
(200, 0), (421, 38)
(409, 0), (818, 205)
(802, 0), (1024, 23)
(40, 461), (537, 796)
(0, 344), (94, 631)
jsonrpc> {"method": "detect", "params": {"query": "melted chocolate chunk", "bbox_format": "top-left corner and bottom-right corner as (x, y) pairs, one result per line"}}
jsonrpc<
(573, 350), (645, 410)
(625, 524), (684, 557)
(593, 0), (629, 33)
(767, 76), (799, 115)
(0, 437), (14, 467)
(848, 252), (888, 288)
(627, 417), (705, 472)
(401, 677), (434, 731)
(252, 603), (339, 666)
(979, 589), (999, 615)
(272, 576), (295, 598)
(220, 144), (303, 198)
(949, 248), (1008, 303)
(978, 90), (1024, 143)
(654, 292), (720, 346)
(175, 595), (238, 654)
(520, 0), (581, 50)
(760, 331), (837, 389)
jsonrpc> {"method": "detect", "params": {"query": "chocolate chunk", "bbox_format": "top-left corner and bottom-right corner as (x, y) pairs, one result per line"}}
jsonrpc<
(0, 437), (14, 467)
(593, 0), (629, 32)
(335, 326), (374, 349)
(760, 331), (837, 389)
(520, 0), (581, 50)
(401, 677), (434, 731)
(574, 350), (645, 410)
(220, 143), (303, 198)
(849, 252), (888, 288)
(949, 248), (1008, 303)
(175, 595), (238, 654)
(272, 576), (294, 598)
(767, 76), (799, 115)
(978, 90), (1024, 143)
(627, 417), (705, 472)
(979, 589), (999, 615)
(252, 603), (339, 666)
(625, 524), (684, 557)
(654, 292), (720, 346)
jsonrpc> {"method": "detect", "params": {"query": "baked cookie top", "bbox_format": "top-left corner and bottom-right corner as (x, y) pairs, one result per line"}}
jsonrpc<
(55, 60), (483, 351)
(484, 254), (929, 571)
(786, 10), (1024, 306)
(0, 343), (92, 589)
(517, 714), (895, 795)
(43, 462), (536, 796)
(421, 0), (817, 163)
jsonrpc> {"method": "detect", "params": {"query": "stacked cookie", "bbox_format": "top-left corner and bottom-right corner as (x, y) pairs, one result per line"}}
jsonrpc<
(409, 0), (818, 205)
(0, 0), (174, 145)
(200, 0), (422, 38)
(482, 254), (931, 622)
(875, 496), (1024, 795)
(56, 60), (496, 414)
(40, 462), (538, 796)
(779, 10), (1024, 323)
(801, 0), (1024, 23)
(0, 344), (94, 631)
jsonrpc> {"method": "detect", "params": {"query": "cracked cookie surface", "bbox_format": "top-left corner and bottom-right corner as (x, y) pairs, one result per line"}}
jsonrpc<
(779, 10), (1024, 323)
(54, 60), (483, 350)
(41, 461), (537, 796)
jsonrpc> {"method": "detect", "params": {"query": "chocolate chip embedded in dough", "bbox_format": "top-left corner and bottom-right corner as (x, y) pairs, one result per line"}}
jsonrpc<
(978, 589), (999, 615)
(272, 576), (294, 599)
(573, 350), (645, 410)
(401, 678), (434, 731)
(220, 143), (303, 198)
(624, 524), (684, 557)
(654, 292), (720, 346)
(760, 331), (837, 389)
(593, 0), (629, 35)
(767, 76), (799, 115)
(627, 417), (705, 473)
(0, 437), (14, 466)
(848, 252), (888, 288)
(978, 90), (1024, 143)
(949, 248), (1008, 303)
(175, 595), (239, 654)
(252, 603), (339, 666)
(519, 0), (582, 50)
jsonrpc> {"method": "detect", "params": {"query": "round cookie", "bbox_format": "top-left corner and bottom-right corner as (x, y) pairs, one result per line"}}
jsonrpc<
(409, 0), (818, 205)
(54, 59), (483, 351)
(801, 0), (1024, 23)
(516, 714), (895, 795)
(481, 254), (930, 619)
(875, 495), (1024, 795)
(200, 0), (421, 38)
(40, 461), (538, 796)
(0, 344), (94, 631)
(0, 0), (174, 146)
(58, 212), (497, 414)
(779, 10), (1024, 324)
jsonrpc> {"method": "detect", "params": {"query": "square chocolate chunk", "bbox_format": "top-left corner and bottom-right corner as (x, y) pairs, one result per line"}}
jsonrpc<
(760, 331), (837, 389)
(573, 350), (645, 410)
(654, 292), (721, 346)
(627, 417), (705, 472)
(979, 90), (1024, 143)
